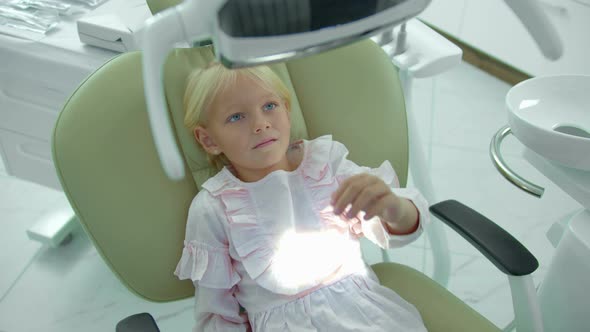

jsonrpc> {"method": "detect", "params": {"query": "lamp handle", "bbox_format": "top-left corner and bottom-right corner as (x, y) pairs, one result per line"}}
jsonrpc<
(490, 125), (545, 198)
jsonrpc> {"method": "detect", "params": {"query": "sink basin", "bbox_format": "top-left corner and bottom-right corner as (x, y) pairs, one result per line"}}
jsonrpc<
(507, 75), (590, 171)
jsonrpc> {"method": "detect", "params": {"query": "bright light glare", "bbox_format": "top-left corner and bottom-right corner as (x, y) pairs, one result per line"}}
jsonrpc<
(271, 229), (361, 291)
(519, 99), (540, 110)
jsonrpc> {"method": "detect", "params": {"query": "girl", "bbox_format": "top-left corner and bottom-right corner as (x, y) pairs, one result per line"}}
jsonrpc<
(175, 61), (429, 331)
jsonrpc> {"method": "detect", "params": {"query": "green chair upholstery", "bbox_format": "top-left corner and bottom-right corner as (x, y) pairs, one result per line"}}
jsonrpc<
(373, 263), (499, 331)
(52, 2), (501, 330)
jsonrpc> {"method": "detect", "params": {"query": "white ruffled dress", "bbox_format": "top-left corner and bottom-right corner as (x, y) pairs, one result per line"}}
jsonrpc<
(175, 135), (429, 331)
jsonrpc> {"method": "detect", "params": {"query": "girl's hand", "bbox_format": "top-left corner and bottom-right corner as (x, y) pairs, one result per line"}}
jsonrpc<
(331, 174), (419, 235)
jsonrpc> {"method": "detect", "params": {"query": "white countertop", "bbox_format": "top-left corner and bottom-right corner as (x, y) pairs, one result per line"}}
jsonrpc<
(0, 0), (150, 72)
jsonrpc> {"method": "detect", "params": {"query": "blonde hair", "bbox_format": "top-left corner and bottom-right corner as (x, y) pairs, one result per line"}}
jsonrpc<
(183, 62), (292, 171)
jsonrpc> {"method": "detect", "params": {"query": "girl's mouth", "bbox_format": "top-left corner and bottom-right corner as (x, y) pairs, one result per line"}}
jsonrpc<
(254, 139), (277, 149)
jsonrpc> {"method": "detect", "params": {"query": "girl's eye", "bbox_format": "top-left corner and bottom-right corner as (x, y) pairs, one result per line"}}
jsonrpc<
(228, 113), (244, 123)
(263, 102), (278, 111)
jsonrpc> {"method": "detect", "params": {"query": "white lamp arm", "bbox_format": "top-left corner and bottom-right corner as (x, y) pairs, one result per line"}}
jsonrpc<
(503, 0), (563, 60)
(141, 8), (187, 180)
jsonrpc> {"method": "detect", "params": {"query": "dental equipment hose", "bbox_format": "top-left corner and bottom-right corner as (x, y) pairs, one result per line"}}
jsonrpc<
(393, 22), (407, 55)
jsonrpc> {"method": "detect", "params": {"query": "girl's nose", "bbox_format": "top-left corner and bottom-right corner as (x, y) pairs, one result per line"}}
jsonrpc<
(253, 114), (271, 133)
(255, 123), (271, 133)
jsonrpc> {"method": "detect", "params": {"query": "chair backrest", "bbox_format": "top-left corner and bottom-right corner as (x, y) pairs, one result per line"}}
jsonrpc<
(145, 0), (181, 15)
(52, 11), (408, 303)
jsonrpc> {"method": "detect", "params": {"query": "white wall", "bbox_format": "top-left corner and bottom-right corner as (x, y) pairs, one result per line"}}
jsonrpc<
(419, 0), (590, 77)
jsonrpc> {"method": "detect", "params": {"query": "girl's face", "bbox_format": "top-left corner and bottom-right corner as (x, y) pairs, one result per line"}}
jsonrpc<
(194, 75), (292, 180)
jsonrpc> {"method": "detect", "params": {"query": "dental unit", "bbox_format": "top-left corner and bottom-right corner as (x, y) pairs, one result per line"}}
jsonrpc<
(491, 74), (590, 331)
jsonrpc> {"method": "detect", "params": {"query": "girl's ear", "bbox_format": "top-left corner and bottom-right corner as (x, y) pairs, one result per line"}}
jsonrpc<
(194, 126), (221, 155)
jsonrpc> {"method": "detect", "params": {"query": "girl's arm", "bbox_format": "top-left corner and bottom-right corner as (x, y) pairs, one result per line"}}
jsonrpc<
(328, 140), (429, 249)
(381, 198), (419, 235)
(331, 173), (427, 249)
(194, 284), (251, 332)
(176, 193), (250, 331)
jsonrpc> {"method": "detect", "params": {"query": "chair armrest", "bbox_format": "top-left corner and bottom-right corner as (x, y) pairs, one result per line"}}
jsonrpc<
(429, 199), (538, 276)
(116, 313), (160, 332)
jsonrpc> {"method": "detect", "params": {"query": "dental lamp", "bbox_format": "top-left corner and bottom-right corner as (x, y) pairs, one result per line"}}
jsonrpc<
(141, 0), (563, 182)
(141, 0), (432, 180)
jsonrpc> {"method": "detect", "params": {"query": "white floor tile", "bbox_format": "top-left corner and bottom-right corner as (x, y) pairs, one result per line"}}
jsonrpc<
(448, 256), (506, 305)
(0, 174), (65, 298)
(0, 156), (6, 176)
(430, 64), (524, 157)
(0, 175), (63, 212)
(0, 223), (194, 332)
(0, 208), (43, 298)
(469, 280), (514, 330)
(407, 75), (436, 156)
(434, 147), (579, 233)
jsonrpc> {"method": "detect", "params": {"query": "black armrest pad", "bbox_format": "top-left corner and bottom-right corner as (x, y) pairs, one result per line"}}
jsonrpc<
(430, 200), (538, 276)
(116, 313), (160, 332)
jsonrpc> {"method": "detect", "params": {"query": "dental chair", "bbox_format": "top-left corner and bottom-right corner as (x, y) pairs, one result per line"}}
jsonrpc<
(51, 2), (541, 331)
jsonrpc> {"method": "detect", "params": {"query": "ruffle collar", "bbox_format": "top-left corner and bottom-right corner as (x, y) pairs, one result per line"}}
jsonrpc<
(199, 135), (347, 295)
